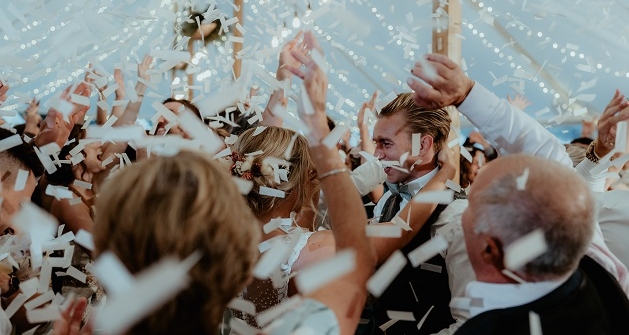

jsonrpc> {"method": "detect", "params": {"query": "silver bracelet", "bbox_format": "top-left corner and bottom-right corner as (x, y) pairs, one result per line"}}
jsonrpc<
(318, 168), (349, 180)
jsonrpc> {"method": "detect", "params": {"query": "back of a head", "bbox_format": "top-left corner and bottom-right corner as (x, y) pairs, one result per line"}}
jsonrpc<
(0, 128), (44, 181)
(473, 155), (594, 280)
(231, 126), (318, 217)
(378, 93), (451, 152)
(564, 143), (587, 168)
(94, 150), (260, 334)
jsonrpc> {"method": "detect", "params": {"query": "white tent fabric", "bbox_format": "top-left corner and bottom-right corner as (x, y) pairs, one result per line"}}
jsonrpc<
(1, 0), (628, 141)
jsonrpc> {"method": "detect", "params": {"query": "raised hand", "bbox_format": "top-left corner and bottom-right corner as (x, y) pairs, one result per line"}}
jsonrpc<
(24, 98), (42, 135)
(507, 94), (532, 111)
(135, 54), (153, 96)
(277, 31), (310, 81)
(286, 31), (329, 144)
(52, 297), (93, 335)
(35, 81), (91, 148)
(358, 91), (378, 126)
(406, 54), (475, 109)
(595, 89), (629, 157)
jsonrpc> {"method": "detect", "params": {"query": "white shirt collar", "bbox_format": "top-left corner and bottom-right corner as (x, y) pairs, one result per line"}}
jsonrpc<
(403, 167), (440, 196)
(463, 277), (569, 317)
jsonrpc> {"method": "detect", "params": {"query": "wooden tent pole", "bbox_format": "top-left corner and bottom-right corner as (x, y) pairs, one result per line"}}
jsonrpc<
(432, 0), (462, 185)
(232, 0), (244, 79)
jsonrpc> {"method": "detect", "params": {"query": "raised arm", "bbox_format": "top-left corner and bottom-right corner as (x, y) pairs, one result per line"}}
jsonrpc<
(289, 31), (376, 335)
(261, 31), (309, 127)
(408, 54), (572, 167)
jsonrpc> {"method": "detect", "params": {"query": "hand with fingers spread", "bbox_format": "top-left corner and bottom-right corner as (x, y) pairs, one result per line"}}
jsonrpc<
(407, 54), (475, 109)
(24, 98), (42, 136)
(286, 31), (329, 144)
(135, 54), (153, 96)
(595, 89), (629, 157)
(35, 83), (91, 148)
(278, 31), (310, 81)
(52, 297), (93, 335)
(507, 94), (532, 111)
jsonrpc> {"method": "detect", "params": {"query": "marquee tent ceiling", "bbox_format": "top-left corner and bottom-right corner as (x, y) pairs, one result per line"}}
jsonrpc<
(1, 0), (628, 142)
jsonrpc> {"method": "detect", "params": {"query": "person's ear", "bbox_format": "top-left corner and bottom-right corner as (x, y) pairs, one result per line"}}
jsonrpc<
(420, 135), (434, 154)
(481, 236), (504, 270)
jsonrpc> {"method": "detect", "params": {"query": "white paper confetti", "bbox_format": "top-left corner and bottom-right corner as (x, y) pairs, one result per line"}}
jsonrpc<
(504, 229), (547, 271)
(412, 190), (454, 204)
(367, 250), (407, 297)
(407, 235), (448, 268)
(295, 249), (356, 295)
(516, 167), (530, 191)
(365, 225), (402, 238)
(259, 186), (285, 198)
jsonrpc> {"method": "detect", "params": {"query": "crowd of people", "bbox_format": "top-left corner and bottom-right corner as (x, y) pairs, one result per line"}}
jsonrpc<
(1, 27), (629, 335)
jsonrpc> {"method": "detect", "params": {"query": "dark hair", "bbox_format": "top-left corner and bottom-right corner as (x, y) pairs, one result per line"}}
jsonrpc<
(46, 125), (84, 186)
(0, 128), (44, 177)
(460, 146), (483, 188)
(162, 98), (202, 120)
(571, 137), (593, 146)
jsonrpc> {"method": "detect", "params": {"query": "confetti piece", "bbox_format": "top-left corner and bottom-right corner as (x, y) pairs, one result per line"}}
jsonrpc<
(256, 295), (303, 326)
(38, 260), (52, 293)
(70, 153), (85, 165)
(407, 235), (448, 268)
(101, 83), (119, 98)
(94, 253), (200, 335)
(5, 293), (30, 319)
(529, 311), (543, 335)
(445, 179), (461, 193)
(66, 266), (87, 283)
(0, 134), (22, 152)
(26, 305), (60, 324)
(504, 229), (547, 271)
(365, 225), (402, 238)
(516, 167), (529, 190)
(45, 185), (74, 200)
(379, 319), (398, 331)
(252, 126), (267, 136)
(367, 250), (407, 297)
(412, 190), (454, 204)
(417, 305), (434, 330)
(228, 298), (256, 316)
(24, 290), (55, 310)
(71, 94), (90, 106)
(102, 115), (119, 129)
(72, 180), (92, 190)
(295, 249), (356, 295)
(385, 311), (414, 322)
(615, 121), (628, 153)
(253, 239), (292, 279)
(375, 92), (397, 113)
(535, 107), (550, 117)
(75, 229), (95, 252)
(391, 216), (412, 231)
(232, 177), (254, 195)
(420, 262), (442, 273)
(259, 186), (285, 198)
(263, 218), (292, 234)
(322, 125), (349, 149)
(178, 110), (222, 154)
(13, 169), (29, 191)
(412, 133), (421, 156)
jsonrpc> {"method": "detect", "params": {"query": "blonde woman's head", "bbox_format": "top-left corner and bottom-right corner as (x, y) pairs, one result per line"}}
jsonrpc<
(231, 126), (318, 217)
(94, 150), (260, 334)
